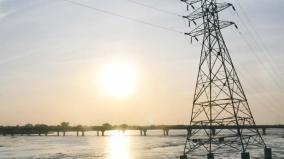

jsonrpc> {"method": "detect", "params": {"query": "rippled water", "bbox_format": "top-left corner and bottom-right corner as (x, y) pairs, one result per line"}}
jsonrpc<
(0, 129), (283, 159)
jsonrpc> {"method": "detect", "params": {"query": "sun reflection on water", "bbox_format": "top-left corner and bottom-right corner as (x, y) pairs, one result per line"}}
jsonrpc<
(108, 131), (131, 159)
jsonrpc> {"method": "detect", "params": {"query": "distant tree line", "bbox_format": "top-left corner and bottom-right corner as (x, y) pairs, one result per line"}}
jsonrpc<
(0, 122), (133, 135)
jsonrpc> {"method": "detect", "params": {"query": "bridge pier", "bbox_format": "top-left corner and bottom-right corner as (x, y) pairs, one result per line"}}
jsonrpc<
(76, 131), (79, 136)
(262, 128), (266, 135)
(163, 129), (169, 136)
(101, 130), (105, 136)
(45, 131), (48, 136)
(82, 131), (85, 136)
(97, 131), (99, 136)
(38, 131), (41, 136)
(143, 129), (147, 136)
(63, 131), (66, 136)
(57, 131), (60, 136)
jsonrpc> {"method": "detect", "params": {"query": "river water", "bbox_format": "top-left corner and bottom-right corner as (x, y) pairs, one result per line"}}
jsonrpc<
(0, 129), (283, 159)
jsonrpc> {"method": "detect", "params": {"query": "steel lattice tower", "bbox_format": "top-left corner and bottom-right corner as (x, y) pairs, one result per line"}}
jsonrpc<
(180, 0), (272, 158)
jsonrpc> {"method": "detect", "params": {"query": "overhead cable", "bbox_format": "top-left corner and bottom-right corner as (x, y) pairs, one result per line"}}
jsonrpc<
(61, 0), (183, 34)
(127, 0), (183, 17)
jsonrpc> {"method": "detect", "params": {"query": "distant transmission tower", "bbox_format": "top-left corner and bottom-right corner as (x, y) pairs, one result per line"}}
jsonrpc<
(180, 0), (272, 159)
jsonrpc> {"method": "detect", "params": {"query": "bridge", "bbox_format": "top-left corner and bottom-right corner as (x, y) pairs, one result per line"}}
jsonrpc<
(0, 124), (283, 137)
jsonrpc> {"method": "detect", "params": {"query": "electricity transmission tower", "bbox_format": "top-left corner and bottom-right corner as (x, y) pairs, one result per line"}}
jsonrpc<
(179, 0), (272, 159)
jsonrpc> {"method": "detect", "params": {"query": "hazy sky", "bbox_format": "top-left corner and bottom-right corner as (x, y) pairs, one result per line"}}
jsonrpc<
(0, 0), (283, 126)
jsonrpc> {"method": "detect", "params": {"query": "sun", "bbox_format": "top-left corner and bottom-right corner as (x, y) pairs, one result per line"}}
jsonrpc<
(99, 61), (138, 98)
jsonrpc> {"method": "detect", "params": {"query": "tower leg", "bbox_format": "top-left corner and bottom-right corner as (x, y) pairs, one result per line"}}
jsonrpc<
(264, 147), (272, 159)
(180, 155), (187, 159)
(207, 153), (214, 159)
(241, 152), (250, 159)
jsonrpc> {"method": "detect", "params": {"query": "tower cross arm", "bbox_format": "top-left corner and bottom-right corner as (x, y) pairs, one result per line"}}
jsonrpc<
(181, 0), (202, 6)
(185, 21), (237, 37)
(183, 3), (235, 22)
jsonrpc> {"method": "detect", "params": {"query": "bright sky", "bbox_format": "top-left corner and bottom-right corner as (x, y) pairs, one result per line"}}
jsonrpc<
(0, 0), (283, 126)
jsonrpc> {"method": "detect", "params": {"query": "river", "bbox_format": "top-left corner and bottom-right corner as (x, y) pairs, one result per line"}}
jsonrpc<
(0, 129), (283, 159)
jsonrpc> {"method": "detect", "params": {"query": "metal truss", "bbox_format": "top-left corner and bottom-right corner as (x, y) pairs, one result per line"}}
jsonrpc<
(181, 0), (266, 157)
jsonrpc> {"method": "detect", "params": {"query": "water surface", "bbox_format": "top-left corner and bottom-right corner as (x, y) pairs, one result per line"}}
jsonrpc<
(0, 129), (283, 159)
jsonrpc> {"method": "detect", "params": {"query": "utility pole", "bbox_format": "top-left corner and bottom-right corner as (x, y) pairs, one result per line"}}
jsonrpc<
(179, 0), (272, 159)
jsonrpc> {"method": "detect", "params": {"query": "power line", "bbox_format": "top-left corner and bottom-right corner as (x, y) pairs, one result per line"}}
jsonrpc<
(127, 0), (182, 17)
(218, 0), (284, 116)
(231, 2), (284, 90)
(220, 3), (284, 114)
(218, 0), (284, 90)
(61, 0), (183, 34)
(233, 0), (284, 78)
(235, 24), (284, 116)
(233, 30), (283, 116)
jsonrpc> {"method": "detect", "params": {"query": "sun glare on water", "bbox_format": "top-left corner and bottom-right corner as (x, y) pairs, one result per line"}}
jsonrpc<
(99, 60), (138, 99)
(108, 131), (131, 159)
